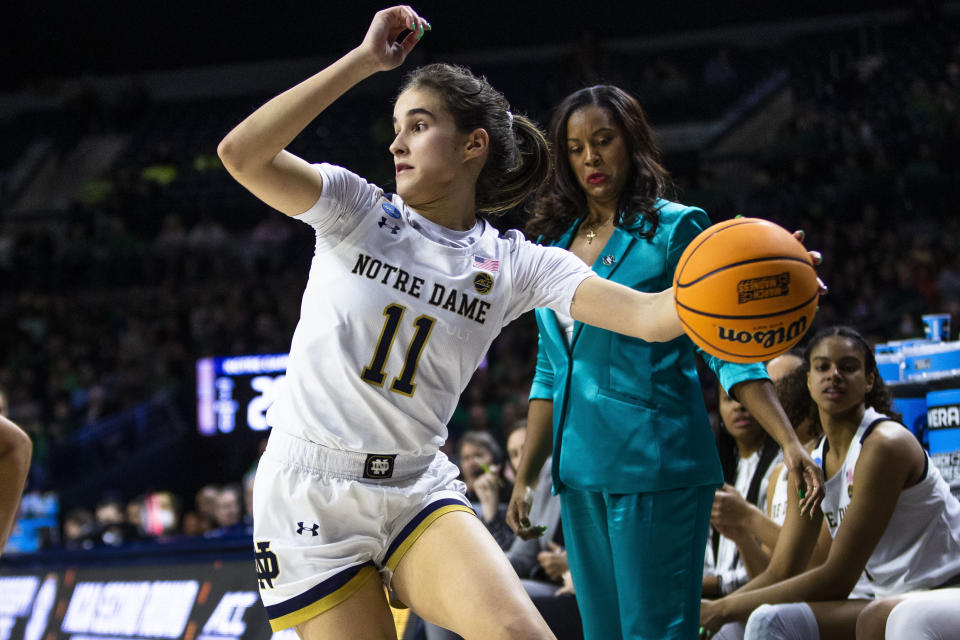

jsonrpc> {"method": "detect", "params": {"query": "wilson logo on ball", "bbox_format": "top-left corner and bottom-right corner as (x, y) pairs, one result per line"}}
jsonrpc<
(717, 316), (809, 349)
(737, 273), (791, 304)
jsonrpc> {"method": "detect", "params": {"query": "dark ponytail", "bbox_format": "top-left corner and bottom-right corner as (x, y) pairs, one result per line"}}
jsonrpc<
(400, 63), (551, 215)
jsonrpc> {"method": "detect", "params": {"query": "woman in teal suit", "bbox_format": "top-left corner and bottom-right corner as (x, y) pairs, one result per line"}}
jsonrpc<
(506, 85), (822, 640)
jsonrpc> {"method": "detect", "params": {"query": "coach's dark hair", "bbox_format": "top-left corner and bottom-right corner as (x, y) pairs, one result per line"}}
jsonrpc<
(400, 63), (550, 215)
(526, 84), (674, 242)
(803, 326), (900, 420)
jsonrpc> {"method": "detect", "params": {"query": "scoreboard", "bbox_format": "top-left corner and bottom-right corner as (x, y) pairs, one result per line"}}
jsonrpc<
(196, 354), (288, 436)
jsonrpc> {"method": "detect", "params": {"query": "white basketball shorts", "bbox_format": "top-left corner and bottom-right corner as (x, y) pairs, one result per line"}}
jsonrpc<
(252, 428), (473, 631)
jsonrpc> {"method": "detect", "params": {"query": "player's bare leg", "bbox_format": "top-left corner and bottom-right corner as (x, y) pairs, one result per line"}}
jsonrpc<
(809, 600), (872, 640)
(391, 510), (555, 640)
(293, 569), (397, 640)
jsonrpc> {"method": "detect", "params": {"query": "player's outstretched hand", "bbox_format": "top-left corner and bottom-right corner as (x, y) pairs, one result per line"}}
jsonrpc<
(359, 6), (431, 73)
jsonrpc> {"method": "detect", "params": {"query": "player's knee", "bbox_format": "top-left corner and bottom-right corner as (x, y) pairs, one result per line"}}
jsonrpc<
(856, 598), (893, 640)
(744, 603), (819, 640)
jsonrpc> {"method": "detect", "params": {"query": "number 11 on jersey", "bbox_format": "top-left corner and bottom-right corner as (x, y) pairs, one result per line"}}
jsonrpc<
(361, 303), (436, 397)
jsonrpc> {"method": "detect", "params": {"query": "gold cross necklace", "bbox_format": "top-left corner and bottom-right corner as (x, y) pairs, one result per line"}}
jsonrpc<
(583, 218), (606, 244)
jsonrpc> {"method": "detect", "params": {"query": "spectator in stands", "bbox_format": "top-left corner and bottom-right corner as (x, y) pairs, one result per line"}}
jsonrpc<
(505, 430), (582, 640)
(700, 326), (960, 639)
(510, 83), (820, 640)
(95, 492), (140, 546)
(62, 507), (97, 550)
(194, 484), (219, 525)
(180, 510), (208, 537)
(125, 495), (145, 537)
(205, 484), (246, 538)
(0, 409), (32, 557)
(505, 421), (526, 480)
(458, 431), (515, 550)
(141, 490), (182, 539)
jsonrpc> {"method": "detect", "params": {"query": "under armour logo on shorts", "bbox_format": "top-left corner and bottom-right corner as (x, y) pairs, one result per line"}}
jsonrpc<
(296, 522), (320, 536)
(364, 454), (397, 479)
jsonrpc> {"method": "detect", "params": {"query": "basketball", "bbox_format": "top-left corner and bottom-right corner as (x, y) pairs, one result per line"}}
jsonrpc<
(673, 217), (819, 363)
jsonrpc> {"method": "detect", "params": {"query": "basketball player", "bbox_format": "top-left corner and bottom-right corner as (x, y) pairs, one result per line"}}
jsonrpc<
(217, 6), (744, 639)
(0, 393), (32, 557)
(699, 326), (960, 639)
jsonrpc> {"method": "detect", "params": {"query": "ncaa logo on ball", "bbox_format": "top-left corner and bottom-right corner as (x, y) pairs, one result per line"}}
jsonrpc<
(737, 273), (790, 304)
(717, 316), (808, 349)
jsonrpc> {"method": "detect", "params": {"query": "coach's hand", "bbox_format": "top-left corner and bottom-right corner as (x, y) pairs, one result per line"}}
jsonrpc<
(507, 484), (544, 540)
(793, 229), (827, 296)
(783, 441), (825, 516)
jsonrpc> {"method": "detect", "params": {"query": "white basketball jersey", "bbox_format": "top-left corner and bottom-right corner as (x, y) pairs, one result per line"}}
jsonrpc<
(266, 164), (595, 456)
(769, 465), (874, 598)
(767, 465), (788, 525)
(814, 407), (960, 598)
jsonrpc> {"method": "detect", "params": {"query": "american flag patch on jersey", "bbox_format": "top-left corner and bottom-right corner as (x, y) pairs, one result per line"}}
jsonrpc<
(473, 255), (499, 272)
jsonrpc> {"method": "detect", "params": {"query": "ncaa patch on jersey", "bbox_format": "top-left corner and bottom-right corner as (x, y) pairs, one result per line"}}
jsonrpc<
(381, 202), (402, 219)
(473, 272), (494, 295)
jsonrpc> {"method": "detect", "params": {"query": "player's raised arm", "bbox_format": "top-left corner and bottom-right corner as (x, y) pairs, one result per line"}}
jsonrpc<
(217, 6), (430, 216)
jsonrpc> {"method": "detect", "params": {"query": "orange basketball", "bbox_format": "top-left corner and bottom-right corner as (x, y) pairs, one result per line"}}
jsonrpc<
(673, 217), (819, 363)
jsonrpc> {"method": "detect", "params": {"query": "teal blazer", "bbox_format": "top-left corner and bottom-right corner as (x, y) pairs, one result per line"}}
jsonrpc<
(529, 200), (768, 494)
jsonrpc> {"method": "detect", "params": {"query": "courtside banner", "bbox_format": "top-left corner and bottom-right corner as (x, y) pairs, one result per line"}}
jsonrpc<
(0, 556), (415, 640)
(0, 560), (294, 640)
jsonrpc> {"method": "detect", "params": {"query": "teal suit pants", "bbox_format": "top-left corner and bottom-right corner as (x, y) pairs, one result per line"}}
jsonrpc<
(560, 484), (715, 640)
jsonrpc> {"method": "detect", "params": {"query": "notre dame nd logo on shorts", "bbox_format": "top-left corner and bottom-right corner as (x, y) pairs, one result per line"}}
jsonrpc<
(255, 541), (280, 589)
(364, 453), (396, 479)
